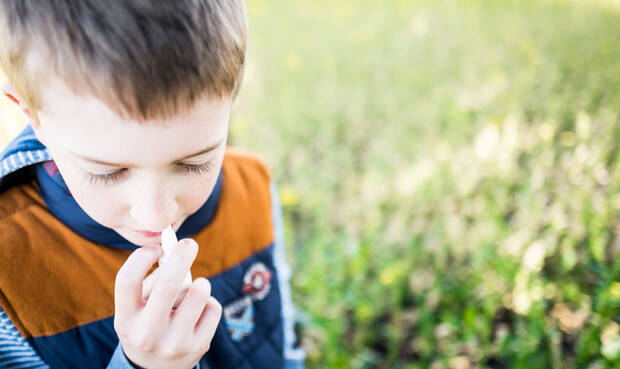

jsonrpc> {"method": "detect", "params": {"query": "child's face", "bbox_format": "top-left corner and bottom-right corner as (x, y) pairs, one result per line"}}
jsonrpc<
(33, 79), (232, 246)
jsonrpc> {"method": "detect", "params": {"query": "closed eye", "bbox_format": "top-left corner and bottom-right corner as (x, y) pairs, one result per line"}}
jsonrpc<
(177, 160), (216, 175)
(83, 169), (127, 185)
(82, 159), (216, 186)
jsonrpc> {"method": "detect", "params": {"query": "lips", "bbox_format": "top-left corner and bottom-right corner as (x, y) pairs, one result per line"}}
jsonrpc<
(134, 220), (182, 238)
(135, 229), (163, 238)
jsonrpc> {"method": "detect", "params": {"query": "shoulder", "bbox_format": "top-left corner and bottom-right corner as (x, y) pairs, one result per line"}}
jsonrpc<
(0, 181), (47, 338)
(0, 180), (46, 266)
(216, 147), (274, 225)
(223, 147), (271, 180)
(223, 147), (272, 185)
(0, 179), (43, 225)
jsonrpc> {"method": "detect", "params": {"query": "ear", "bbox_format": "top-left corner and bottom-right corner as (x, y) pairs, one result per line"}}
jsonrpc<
(2, 82), (48, 146)
(2, 82), (32, 117)
(2, 82), (46, 143)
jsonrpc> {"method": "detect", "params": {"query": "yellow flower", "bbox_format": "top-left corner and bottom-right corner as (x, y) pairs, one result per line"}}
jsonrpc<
(609, 282), (620, 300)
(380, 266), (397, 286)
(279, 185), (299, 207)
(560, 131), (575, 147)
(355, 303), (373, 323)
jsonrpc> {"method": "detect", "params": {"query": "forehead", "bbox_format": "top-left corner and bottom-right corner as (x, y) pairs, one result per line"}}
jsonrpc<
(37, 78), (232, 165)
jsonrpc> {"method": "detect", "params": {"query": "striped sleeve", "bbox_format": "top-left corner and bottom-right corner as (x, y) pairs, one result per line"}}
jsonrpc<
(107, 343), (201, 369)
(0, 308), (48, 369)
(106, 343), (139, 369)
(270, 183), (306, 369)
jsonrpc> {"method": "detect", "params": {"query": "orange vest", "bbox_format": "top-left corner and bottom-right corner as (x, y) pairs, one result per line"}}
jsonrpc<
(0, 148), (284, 368)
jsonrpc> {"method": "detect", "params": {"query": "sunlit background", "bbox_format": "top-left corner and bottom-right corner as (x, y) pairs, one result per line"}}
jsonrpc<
(2, 0), (620, 368)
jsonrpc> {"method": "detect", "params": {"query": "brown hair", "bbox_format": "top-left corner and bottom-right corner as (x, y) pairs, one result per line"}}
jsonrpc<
(0, 0), (247, 121)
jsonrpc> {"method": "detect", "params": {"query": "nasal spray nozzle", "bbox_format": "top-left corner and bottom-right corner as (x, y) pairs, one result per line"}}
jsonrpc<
(160, 225), (193, 289)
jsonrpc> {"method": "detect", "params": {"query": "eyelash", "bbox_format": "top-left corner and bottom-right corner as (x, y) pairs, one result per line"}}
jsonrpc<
(83, 160), (216, 185)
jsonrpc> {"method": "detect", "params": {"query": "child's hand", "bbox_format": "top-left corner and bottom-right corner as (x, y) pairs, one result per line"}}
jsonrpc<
(141, 267), (188, 309)
(113, 239), (222, 369)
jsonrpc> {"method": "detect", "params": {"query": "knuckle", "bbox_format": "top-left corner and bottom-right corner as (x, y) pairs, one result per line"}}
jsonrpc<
(119, 248), (159, 273)
(115, 273), (134, 290)
(179, 239), (198, 260)
(193, 278), (211, 299)
(191, 339), (211, 354)
(211, 298), (222, 315)
(133, 335), (157, 353)
(113, 319), (127, 337)
(114, 315), (125, 335)
(116, 330), (130, 342)
(193, 341), (211, 354)
(128, 247), (154, 264)
(178, 345), (193, 356)
(160, 344), (182, 359)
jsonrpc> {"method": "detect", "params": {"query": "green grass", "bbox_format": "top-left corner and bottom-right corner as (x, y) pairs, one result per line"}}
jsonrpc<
(232, 0), (620, 368)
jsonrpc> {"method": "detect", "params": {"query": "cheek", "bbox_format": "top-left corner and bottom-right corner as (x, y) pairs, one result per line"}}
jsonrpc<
(176, 150), (225, 215)
(52, 163), (126, 226)
(66, 177), (126, 226)
(176, 173), (219, 215)
(41, 147), (126, 226)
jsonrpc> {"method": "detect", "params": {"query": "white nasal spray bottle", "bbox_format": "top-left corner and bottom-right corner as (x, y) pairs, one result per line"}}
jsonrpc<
(160, 225), (193, 289)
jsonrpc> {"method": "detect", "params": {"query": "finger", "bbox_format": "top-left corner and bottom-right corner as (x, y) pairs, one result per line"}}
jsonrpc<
(193, 296), (222, 348)
(115, 246), (163, 322)
(169, 278), (211, 338)
(141, 267), (161, 301)
(143, 239), (198, 321)
(172, 288), (189, 310)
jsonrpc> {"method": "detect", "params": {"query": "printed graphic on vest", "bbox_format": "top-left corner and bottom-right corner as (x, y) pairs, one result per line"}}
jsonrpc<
(242, 262), (272, 301)
(224, 295), (254, 342)
(223, 262), (273, 342)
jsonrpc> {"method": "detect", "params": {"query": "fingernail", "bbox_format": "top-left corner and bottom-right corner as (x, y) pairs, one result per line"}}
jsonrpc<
(180, 238), (197, 248)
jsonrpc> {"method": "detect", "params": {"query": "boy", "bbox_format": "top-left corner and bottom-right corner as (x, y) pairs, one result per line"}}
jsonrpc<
(0, 1), (304, 368)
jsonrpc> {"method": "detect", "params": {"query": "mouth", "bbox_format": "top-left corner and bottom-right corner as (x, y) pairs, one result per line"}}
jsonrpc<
(134, 220), (181, 239)
(135, 229), (163, 238)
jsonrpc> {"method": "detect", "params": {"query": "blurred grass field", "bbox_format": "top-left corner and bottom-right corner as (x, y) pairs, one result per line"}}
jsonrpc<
(2, 0), (620, 368)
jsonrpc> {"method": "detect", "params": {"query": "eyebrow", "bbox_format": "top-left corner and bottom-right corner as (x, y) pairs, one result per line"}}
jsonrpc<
(72, 139), (224, 167)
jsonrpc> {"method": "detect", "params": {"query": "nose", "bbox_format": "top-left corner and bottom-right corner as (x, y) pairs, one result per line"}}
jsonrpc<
(129, 179), (178, 232)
